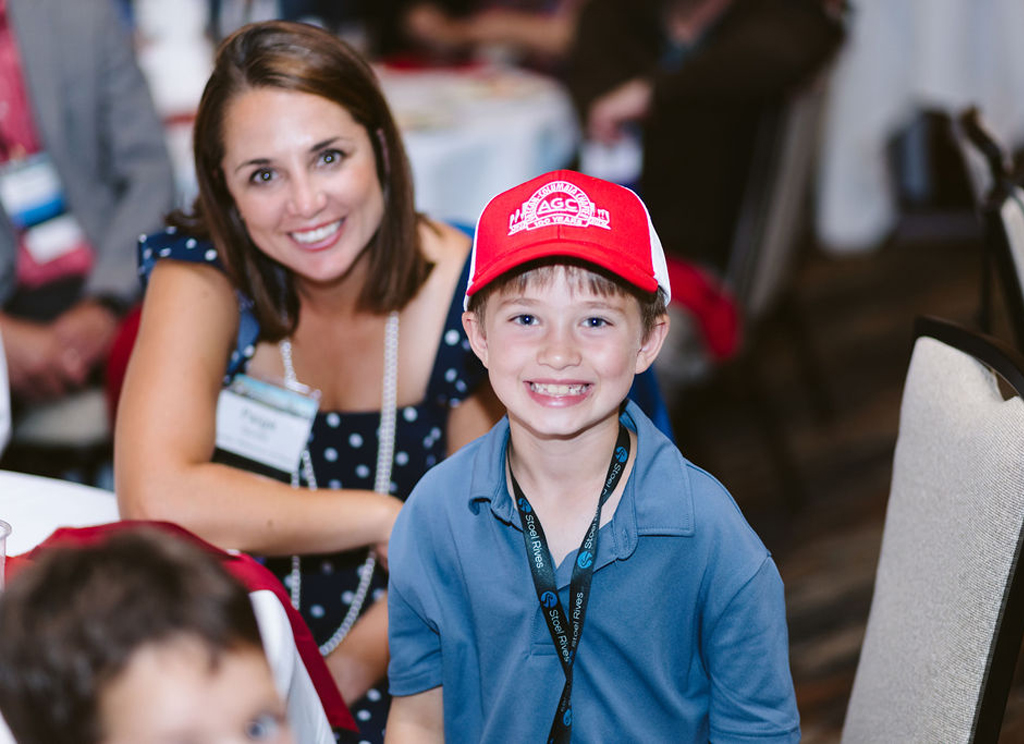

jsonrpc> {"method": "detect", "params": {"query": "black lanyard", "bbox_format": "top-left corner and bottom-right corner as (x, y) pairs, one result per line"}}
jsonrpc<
(509, 424), (631, 744)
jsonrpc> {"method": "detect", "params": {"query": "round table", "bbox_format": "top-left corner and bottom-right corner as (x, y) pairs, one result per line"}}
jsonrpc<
(0, 470), (118, 556)
(376, 63), (580, 227)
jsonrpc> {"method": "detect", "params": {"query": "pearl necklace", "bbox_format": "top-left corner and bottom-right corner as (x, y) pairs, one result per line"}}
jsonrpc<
(279, 310), (399, 656)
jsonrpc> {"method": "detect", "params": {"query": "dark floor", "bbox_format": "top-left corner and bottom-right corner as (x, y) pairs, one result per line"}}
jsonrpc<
(666, 210), (1024, 743)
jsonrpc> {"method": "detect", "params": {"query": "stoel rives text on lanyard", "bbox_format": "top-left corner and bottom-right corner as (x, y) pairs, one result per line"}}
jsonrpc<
(509, 423), (630, 744)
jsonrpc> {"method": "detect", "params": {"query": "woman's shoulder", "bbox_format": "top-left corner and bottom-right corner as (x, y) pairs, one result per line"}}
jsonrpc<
(138, 228), (257, 376)
(138, 228), (225, 287)
(411, 218), (473, 306)
(406, 219), (485, 404)
(416, 217), (472, 267)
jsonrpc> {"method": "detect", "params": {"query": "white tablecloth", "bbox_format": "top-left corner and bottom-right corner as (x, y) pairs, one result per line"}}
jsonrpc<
(0, 472), (119, 744)
(0, 471), (118, 555)
(815, 0), (1024, 252)
(377, 64), (580, 227)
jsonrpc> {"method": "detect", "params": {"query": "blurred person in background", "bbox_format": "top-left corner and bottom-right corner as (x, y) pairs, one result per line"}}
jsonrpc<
(208, 0), (372, 43)
(567, 0), (843, 272)
(0, 0), (174, 407)
(373, 0), (587, 72)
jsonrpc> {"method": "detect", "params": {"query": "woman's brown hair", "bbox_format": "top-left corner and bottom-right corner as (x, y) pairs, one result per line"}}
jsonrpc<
(174, 20), (429, 339)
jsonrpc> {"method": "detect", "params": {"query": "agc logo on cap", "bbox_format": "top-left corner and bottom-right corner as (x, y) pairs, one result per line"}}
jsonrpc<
(507, 180), (611, 236)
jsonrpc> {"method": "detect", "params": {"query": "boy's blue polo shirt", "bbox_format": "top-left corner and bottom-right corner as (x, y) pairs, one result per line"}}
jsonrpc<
(388, 402), (800, 743)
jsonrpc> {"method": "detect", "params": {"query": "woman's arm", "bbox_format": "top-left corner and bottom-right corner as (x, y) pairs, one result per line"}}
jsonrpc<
(385, 687), (444, 744)
(114, 260), (402, 556)
(322, 383), (500, 703)
(325, 593), (390, 703)
(585, 76), (653, 144)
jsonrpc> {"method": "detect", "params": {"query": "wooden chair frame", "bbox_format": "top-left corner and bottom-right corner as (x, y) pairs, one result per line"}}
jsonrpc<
(957, 109), (1024, 351)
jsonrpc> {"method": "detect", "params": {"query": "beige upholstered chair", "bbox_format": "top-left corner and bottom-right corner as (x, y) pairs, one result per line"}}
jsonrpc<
(841, 316), (1024, 744)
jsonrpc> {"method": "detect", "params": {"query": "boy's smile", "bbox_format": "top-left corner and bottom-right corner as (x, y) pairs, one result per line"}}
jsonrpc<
(464, 267), (666, 443)
(529, 381), (589, 397)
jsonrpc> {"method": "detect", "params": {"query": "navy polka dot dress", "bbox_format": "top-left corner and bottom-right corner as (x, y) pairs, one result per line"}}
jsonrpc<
(139, 229), (487, 743)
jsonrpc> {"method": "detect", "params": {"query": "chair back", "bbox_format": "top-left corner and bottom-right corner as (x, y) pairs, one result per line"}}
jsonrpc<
(725, 72), (828, 324)
(955, 108), (1024, 350)
(955, 108), (1012, 205)
(980, 185), (1024, 351)
(841, 317), (1024, 744)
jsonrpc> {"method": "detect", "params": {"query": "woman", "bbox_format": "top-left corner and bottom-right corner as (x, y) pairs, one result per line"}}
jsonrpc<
(115, 21), (501, 742)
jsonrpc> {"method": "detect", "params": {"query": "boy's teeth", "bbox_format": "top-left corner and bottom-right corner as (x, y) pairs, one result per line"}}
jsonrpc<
(292, 220), (341, 244)
(531, 382), (586, 396)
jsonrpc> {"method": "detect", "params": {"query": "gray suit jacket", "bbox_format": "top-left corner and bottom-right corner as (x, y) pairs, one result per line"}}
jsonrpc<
(0, 0), (175, 308)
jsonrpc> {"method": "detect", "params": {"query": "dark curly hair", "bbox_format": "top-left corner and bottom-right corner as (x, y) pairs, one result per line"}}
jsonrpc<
(0, 527), (263, 744)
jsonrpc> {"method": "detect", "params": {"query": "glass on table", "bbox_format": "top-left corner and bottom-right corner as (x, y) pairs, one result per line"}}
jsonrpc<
(0, 519), (10, 590)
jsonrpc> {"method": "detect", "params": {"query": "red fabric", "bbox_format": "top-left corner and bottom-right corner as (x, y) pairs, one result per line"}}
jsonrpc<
(0, 0), (94, 288)
(0, 0), (42, 158)
(380, 54), (484, 71)
(104, 304), (142, 425)
(15, 240), (94, 288)
(5, 521), (358, 733)
(664, 255), (742, 361)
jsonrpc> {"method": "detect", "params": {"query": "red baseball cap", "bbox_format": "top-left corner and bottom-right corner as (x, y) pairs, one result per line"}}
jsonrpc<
(464, 170), (671, 309)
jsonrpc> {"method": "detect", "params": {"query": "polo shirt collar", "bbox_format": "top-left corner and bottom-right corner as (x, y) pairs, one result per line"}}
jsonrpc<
(467, 401), (696, 565)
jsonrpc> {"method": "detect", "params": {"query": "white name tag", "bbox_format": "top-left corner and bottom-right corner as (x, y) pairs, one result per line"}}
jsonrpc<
(215, 374), (319, 475)
(0, 152), (66, 229)
(23, 212), (86, 264)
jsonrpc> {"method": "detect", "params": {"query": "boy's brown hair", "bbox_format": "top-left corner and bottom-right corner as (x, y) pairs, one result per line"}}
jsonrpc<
(465, 257), (667, 341)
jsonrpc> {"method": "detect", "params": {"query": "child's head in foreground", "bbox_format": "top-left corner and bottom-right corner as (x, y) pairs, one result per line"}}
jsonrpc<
(0, 527), (293, 744)
(463, 170), (671, 434)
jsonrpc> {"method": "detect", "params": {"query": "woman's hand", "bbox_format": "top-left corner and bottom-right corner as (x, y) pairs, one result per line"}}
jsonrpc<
(0, 314), (70, 400)
(325, 595), (390, 703)
(372, 494), (404, 573)
(587, 77), (653, 144)
(403, 3), (470, 53)
(53, 298), (120, 379)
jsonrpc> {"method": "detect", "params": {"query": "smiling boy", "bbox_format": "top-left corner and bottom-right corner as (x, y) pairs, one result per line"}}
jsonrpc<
(385, 170), (799, 743)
